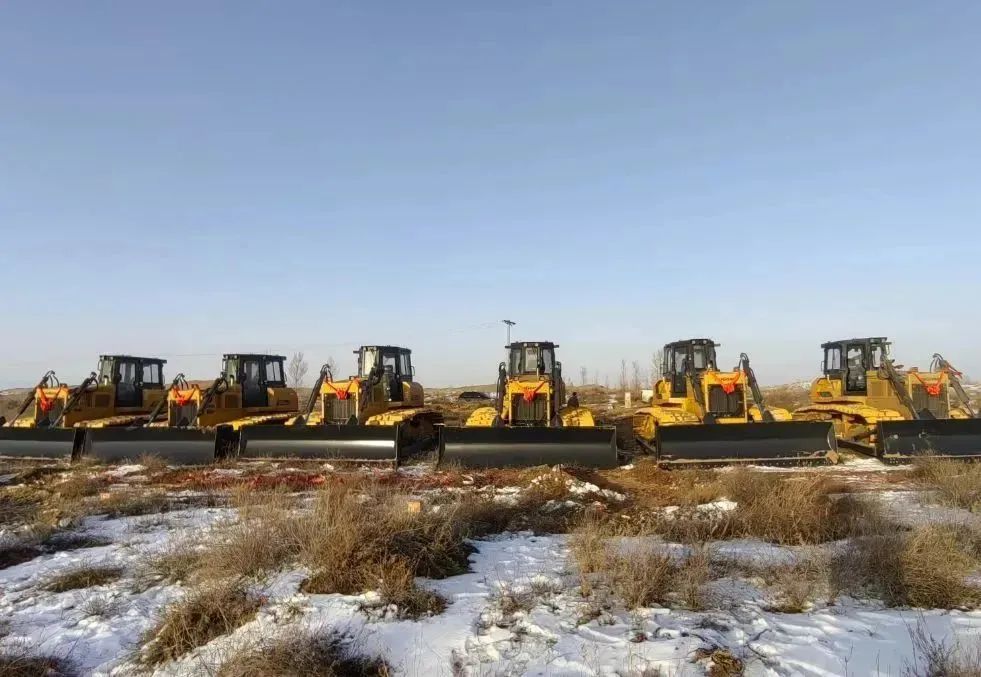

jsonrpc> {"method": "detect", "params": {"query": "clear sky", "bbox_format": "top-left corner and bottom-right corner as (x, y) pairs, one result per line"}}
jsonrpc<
(2, 1), (980, 389)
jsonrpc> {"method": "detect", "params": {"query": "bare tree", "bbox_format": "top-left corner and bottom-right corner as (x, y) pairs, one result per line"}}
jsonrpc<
(631, 360), (643, 393)
(287, 352), (309, 388)
(651, 349), (664, 387)
(619, 359), (628, 393)
(579, 366), (588, 386)
(594, 370), (600, 387)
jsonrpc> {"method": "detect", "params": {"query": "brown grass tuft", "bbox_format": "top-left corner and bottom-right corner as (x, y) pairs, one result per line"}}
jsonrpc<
(139, 581), (260, 667)
(911, 457), (981, 512)
(0, 652), (78, 677)
(43, 565), (124, 593)
(136, 453), (169, 475)
(833, 524), (980, 608)
(903, 621), (981, 677)
(216, 630), (389, 677)
(139, 540), (205, 584)
(608, 544), (677, 609)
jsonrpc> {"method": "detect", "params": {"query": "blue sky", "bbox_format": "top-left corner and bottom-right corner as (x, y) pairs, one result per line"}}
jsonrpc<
(2, 1), (980, 388)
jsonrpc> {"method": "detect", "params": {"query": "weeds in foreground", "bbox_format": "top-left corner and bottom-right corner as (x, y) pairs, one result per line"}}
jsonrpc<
(0, 652), (78, 677)
(43, 565), (124, 593)
(216, 630), (389, 677)
(139, 581), (260, 666)
(903, 620), (981, 676)
(832, 524), (980, 609)
(911, 457), (981, 513)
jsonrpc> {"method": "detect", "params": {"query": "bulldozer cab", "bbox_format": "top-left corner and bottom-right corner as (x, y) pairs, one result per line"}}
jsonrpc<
(222, 354), (285, 408)
(96, 355), (166, 409)
(820, 338), (889, 396)
(358, 346), (413, 403)
(662, 339), (718, 398)
(507, 342), (557, 379)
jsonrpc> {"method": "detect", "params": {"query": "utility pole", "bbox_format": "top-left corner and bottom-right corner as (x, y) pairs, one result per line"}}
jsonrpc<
(501, 319), (516, 346)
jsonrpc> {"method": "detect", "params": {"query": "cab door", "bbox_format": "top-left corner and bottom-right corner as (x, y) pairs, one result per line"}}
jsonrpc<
(240, 357), (268, 408)
(114, 359), (141, 408)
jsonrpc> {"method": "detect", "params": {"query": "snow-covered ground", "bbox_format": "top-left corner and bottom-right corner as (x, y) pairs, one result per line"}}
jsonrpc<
(1, 462), (979, 676)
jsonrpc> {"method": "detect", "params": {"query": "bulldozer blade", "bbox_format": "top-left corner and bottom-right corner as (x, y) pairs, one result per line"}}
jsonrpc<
(83, 428), (220, 465)
(238, 424), (400, 462)
(656, 421), (837, 467)
(439, 426), (618, 469)
(0, 428), (85, 460)
(877, 419), (981, 462)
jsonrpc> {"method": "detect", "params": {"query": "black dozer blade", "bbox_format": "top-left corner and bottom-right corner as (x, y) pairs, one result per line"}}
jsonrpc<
(0, 428), (85, 460)
(439, 426), (618, 469)
(656, 421), (837, 466)
(83, 428), (221, 465)
(238, 424), (399, 462)
(877, 418), (981, 462)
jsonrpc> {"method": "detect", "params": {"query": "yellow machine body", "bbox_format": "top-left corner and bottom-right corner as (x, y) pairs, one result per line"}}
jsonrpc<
(793, 338), (973, 447)
(464, 342), (594, 429)
(166, 354), (299, 431)
(7, 356), (168, 430)
(630, 340), (791, 442)
(314, 345), (442, 446)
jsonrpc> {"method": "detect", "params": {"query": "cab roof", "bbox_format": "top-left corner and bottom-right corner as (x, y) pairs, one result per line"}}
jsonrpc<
(506, 341), (558, 349)
(820, 337), (890, 350)
(665, 338), (718, 347)
(222, 353), (286, 361)
(99, 355), (166, 364)
(357, 345), (410, 353)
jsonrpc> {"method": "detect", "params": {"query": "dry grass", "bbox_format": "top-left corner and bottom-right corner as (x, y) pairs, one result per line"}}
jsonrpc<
(675, 545), (712, 610)
(0, 545), (41, 571)
(607, 545), (677, 609)
(148, 482), (501, 618)
(0, 652), (78, 677)
(43, 565), (124, 593)
(99, 490), (170, 518)
(136, 453), (170, 475)
(0, 488), (44, 528)
(217, 630), (389, 677)
(911, 457), (981, 512)
(625, 469), (882, 546)
(832, 524), (980, 608)
(904, 621), (981, 677)
(139, 581), (260, 667)
(138, 539), (205, 584)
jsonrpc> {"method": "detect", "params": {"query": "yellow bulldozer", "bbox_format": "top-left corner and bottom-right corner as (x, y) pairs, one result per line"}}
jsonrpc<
(238, 345), (444, 462)
(622, 339), (837, 466)
(793, 338), (980, 461)
(439, 341), (617, 468)
(0, 355), (173, 460)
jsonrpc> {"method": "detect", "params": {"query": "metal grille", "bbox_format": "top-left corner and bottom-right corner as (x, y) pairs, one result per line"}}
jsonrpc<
(511, 395), (547, 425)
(911, 384), (949, 419)
(707, 385), (745, 418)
(325, 396), (358, 424)
(169, 403), (198, 427)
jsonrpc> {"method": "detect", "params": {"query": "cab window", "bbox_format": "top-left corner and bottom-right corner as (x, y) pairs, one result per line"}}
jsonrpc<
(116, 360), (138, 385)
(382, 352), (398, 374)
(265, 359), (284, 385)
(360, 348), (378, 377)
(825, 346), (842, 371)
(399, 352), (412, 378)
(692, 346), (708, 370)
(870, 345), (885, 368)
(142, 362), (162, 387)
(242, 359), (262, 384)
(672, 348), (687, 374)
(846, 345), (866, 371)
(98, 359), (114, 385)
